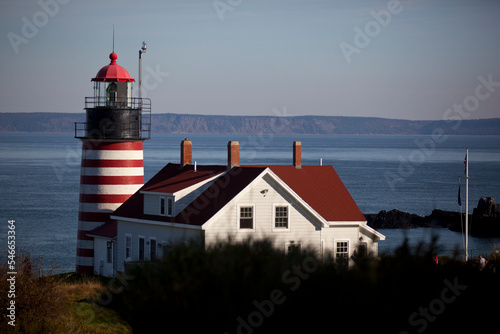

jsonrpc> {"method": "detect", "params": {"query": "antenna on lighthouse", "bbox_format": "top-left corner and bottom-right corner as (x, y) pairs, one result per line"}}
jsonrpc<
(139, 40), (147, 101)
(112, 25), (115, 51)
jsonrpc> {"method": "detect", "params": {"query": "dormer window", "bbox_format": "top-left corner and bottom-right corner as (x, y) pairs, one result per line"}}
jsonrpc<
(167, 197), (173, 216)
(159, 196), (174, 217)
(160, 197), (166, 215)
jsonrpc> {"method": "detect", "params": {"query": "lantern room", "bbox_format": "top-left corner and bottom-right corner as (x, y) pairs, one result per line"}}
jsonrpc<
(92, 52), (134, 107)
(75, 51), (151, 141)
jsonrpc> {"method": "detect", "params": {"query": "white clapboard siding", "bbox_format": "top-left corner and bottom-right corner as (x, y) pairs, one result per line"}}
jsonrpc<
(203, 175), (325, 252)
(143, 194), (159, 215)
(116, 220), (202, 273)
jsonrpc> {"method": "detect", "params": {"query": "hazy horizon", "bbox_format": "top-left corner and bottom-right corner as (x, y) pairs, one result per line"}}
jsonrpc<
(1, 110), (500, 122)
(0, 110), (500, 124)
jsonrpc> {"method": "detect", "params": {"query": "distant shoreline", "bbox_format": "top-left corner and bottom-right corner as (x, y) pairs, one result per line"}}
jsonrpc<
(2, 131), (500, 137)
(1, 112), (499, 135)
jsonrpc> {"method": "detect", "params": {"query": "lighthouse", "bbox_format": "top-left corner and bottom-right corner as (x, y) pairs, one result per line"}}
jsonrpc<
(74, 50), (151, 275)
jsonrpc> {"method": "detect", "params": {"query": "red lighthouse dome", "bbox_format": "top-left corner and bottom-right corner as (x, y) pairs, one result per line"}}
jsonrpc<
(92, 52), (135, 82)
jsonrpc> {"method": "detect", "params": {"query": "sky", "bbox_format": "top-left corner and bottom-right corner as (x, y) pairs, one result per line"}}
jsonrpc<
(1, 0), (499, 120)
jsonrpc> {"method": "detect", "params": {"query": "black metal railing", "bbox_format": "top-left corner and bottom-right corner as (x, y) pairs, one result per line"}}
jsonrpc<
(84, 97), (151, 110)
(75, 97), (151, 140)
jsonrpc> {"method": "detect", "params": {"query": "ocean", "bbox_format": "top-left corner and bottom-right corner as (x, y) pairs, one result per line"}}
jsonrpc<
(1, 132), (499, 270)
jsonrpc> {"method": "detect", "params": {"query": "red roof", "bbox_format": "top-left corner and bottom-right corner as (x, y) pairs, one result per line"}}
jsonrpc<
(87, 220), (117, 239)
(92, 52), (135, 82)
(141, 164), (227, 194)
(112, 163), (365, 226)
(268, 165), (365, 222)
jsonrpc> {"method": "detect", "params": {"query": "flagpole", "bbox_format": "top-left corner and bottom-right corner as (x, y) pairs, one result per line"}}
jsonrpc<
(465, 148), (469, 262)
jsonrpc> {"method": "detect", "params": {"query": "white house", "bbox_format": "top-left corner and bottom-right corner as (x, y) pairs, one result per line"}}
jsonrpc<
(88, 139), (385, 277)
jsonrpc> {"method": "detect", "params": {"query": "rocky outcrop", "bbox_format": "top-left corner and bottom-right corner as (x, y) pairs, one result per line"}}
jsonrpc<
(473, 197), (500, 218)
(364, 209), (429, 229)
(469, 197), (500, 237)
(365, 197), (500, 237)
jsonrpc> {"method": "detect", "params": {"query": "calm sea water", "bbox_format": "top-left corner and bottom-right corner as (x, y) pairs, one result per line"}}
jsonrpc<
(1, 132), (499, 269)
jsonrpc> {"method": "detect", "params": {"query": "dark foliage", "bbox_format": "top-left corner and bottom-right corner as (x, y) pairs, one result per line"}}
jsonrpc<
(107, 239), (500, 334)
(0, 253), (65, 333)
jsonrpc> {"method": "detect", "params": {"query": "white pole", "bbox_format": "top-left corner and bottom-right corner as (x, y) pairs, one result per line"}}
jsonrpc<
(465, 148), (469, 262)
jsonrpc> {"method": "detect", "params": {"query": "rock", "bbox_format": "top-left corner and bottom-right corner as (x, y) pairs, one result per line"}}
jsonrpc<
(428, 209), (464, 230)
(473, 197), (495, 218)
(365, 197), (500, 237)
(471, 197), (500, 237)
(365, 209), (427, 229)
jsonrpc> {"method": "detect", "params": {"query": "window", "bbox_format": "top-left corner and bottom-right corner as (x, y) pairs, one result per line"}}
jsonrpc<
(274, 206), (289, 229)
(150, 238), (157, 261)
(167, 198), (173, 216)
(106, 82), (117, 106)
(139, 236), (145, 261)
(239, 206), (254, 229)
(336, 241), (349, 264)
(160, 196), (174, 216)
(125, 235), (132, 260)
(160, 197), (165, 215)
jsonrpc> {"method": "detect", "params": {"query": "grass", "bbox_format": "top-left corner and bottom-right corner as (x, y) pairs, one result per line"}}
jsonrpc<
(0, 253), (131, 334)
(50, 274), (132, 334)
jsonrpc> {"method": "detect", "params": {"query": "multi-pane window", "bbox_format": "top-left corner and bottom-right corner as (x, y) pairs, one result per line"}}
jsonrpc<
(275, 206), (289, 228)
(240, 206), (254, 229)
(336, 241), (349, 264)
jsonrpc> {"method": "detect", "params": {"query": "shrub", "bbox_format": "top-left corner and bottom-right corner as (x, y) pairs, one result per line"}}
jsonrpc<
(0, 252), (130, 333)
(0, 253), (65, 333)
(108, 239), (500, 333)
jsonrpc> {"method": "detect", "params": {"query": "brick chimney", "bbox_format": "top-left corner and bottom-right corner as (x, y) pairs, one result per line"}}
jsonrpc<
(181, 138), (192, 166)
(228, 141), (240, 168)
(293, 141), (301, 168)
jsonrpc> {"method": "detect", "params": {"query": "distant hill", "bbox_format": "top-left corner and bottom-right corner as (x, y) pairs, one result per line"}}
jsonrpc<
(1, 112), (499, 135)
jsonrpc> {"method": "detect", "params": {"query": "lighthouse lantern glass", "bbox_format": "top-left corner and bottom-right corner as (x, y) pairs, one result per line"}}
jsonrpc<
(93, 81), (133, 107)
(127, 82), (132, 106)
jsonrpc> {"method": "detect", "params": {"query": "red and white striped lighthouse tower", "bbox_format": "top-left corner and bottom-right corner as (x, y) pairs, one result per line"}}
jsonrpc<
(74, 50), (151, 275)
